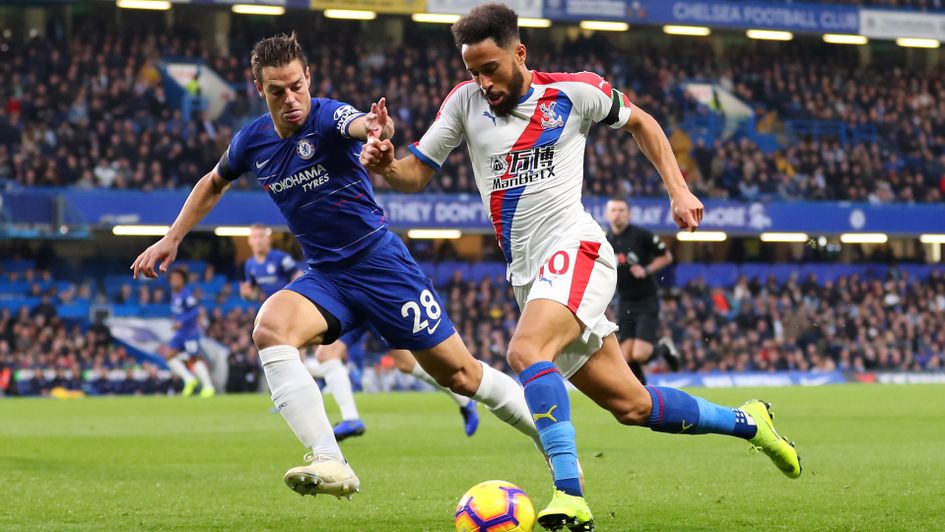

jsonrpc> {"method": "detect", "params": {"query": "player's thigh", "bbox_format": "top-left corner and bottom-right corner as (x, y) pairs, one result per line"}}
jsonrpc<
(253, 290), (331, 349)
(388, 349), (416, 373)
(510, 238), (617, 370)
(569, 334), (652, 425)
(254, 268), (357, 350)
(508, 299), (583, 370)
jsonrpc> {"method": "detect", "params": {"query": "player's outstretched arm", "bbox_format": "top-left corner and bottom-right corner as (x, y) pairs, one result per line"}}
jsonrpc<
(623, 102), (704, 231)
(130, 169), (230, 279)
(360, 139), (435, 193)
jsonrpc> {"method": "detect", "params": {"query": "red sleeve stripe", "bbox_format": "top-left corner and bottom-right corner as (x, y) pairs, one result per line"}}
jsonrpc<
(531, 70), (611, 96)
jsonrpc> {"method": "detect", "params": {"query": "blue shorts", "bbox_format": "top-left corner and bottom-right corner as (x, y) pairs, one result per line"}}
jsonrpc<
(286, 233), (454, 351)
(338, 323), (391, 352)
(168, 330), (201, 356)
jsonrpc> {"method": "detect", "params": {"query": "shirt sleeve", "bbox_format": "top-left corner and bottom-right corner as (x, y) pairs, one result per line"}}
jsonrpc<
(215, 128), (251, 181)
(318, 98), (366, 140)
(411, 82), (468, 170)
(565, 72), (633, 130)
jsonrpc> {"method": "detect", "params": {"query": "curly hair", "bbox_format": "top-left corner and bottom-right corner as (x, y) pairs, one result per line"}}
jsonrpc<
(251, 32), (308, 83)
(451, 3), (520, 49)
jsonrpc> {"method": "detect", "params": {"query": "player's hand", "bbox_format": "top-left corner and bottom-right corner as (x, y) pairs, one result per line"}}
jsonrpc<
(360, 136), (395, 171)
(670, 189), (704, 232)
(239, 281), (255, 299)
(630, 264), (647, 279)
(130, 237), (179, 279)
(364, 97), (388, 139)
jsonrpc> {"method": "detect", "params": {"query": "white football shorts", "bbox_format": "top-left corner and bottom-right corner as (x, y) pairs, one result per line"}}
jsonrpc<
(512, 229), (618, 378)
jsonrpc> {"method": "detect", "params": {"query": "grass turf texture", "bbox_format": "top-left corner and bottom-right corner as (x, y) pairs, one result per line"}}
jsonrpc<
(2, 385), (943, 531)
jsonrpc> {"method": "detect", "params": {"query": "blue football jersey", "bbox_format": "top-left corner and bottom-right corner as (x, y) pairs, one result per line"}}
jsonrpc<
(171, 286), (201, 334)
(217, 98), (389, 267)
(244, 249), (299, 297)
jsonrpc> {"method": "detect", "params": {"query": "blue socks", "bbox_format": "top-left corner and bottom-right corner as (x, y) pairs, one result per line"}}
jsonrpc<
(519, 361), (582, 497)
(646, 385), (757, 439)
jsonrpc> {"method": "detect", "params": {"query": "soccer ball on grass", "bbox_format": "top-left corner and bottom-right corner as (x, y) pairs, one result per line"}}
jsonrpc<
(454, 480), (535, 532)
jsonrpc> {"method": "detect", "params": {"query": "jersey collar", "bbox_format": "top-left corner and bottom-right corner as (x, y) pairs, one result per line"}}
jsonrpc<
(518, 85), (534, 104)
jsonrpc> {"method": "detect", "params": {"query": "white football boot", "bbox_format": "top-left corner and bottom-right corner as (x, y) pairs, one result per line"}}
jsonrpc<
(284, 453), (361, 499)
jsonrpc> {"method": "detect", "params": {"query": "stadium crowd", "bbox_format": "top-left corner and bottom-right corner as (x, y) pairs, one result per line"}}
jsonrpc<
(2, 262), (944, 396)
(2, 24), (944, 202)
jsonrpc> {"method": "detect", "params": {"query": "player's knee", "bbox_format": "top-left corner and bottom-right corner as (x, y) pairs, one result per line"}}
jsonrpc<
(439, 365), (478, 396)
(633, 345), (653, 363)
(506, 336), (543, 373)
(252, 320), (284, 350)
(613, 401), (651, 426)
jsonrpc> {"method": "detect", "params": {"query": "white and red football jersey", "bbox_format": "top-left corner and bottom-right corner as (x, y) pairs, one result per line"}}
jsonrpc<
(410, 71), (632, 285)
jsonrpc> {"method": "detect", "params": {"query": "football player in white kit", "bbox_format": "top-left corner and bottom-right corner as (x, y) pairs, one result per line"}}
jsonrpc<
(361, 4), (802, 530)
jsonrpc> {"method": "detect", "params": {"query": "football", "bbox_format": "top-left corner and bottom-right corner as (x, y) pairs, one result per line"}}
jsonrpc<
(454, 480), (536, 532)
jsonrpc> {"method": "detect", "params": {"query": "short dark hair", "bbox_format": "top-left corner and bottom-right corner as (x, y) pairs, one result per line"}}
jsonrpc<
(169, 267), (188, 283)
(251, 32), (308, 83)
(451, 3), (520, 49)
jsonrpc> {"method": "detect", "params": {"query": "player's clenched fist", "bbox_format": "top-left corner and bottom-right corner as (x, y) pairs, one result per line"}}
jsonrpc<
(670, 189), (704, 232)
(130, 236), (179, 279)
(360, 137), (395, 172)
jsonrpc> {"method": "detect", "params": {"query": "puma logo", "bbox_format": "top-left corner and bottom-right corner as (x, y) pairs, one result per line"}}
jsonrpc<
(533, 405), (558, 423)
(680, 420), (693, 433)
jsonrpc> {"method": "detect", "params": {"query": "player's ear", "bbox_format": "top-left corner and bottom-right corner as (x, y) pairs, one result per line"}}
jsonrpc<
(255, 80), (263, 98)
(515, 43), (526, 65)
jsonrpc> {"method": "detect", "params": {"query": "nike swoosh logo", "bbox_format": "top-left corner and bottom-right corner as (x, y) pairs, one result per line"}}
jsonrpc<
(255, 158), (270, 169)
(426, 319), (442, 334)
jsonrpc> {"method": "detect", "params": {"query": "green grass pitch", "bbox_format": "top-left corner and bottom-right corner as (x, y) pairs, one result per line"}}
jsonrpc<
(2, 385), (943, 530)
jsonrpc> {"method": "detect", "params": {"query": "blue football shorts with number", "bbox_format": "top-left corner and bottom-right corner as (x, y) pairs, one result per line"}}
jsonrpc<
(168, 330), (201, 357)
(286, 232), (454, 351)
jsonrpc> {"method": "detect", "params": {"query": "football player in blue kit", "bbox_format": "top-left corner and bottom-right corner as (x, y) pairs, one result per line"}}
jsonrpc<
(163, 267), (215, 397)
(319, 323), (480, 441)
(241, 222), (480, 438)
(241, 223), (301, 301)
(131, 32), (537, 500)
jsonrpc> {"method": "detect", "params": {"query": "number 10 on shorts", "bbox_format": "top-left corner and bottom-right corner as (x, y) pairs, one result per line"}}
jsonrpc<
(401, 289), (442, 334)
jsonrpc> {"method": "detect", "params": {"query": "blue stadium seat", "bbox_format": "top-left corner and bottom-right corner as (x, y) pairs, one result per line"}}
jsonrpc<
(468, 263), (506, 283)
(673, 263), (707, 287)
(110, 304), (142, 317)
(704, 264), (739, 288)
(737, 263), (770, 284)
(1, 259), (35, 273)
(139, 304), (173, 318)
(435, 261), (470, 286)
(0, 297), (40, 312)
(58, 302), (90, 320)
(0, 281), (33, 295)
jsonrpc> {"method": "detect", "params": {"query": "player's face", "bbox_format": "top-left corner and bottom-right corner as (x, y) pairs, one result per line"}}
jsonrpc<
(462, 39), (527, 117)
(256, 59), (312, 135)
(606, 200), (630, 229)
(248, 227), (271, 255)
(169, 272), (185, 292)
